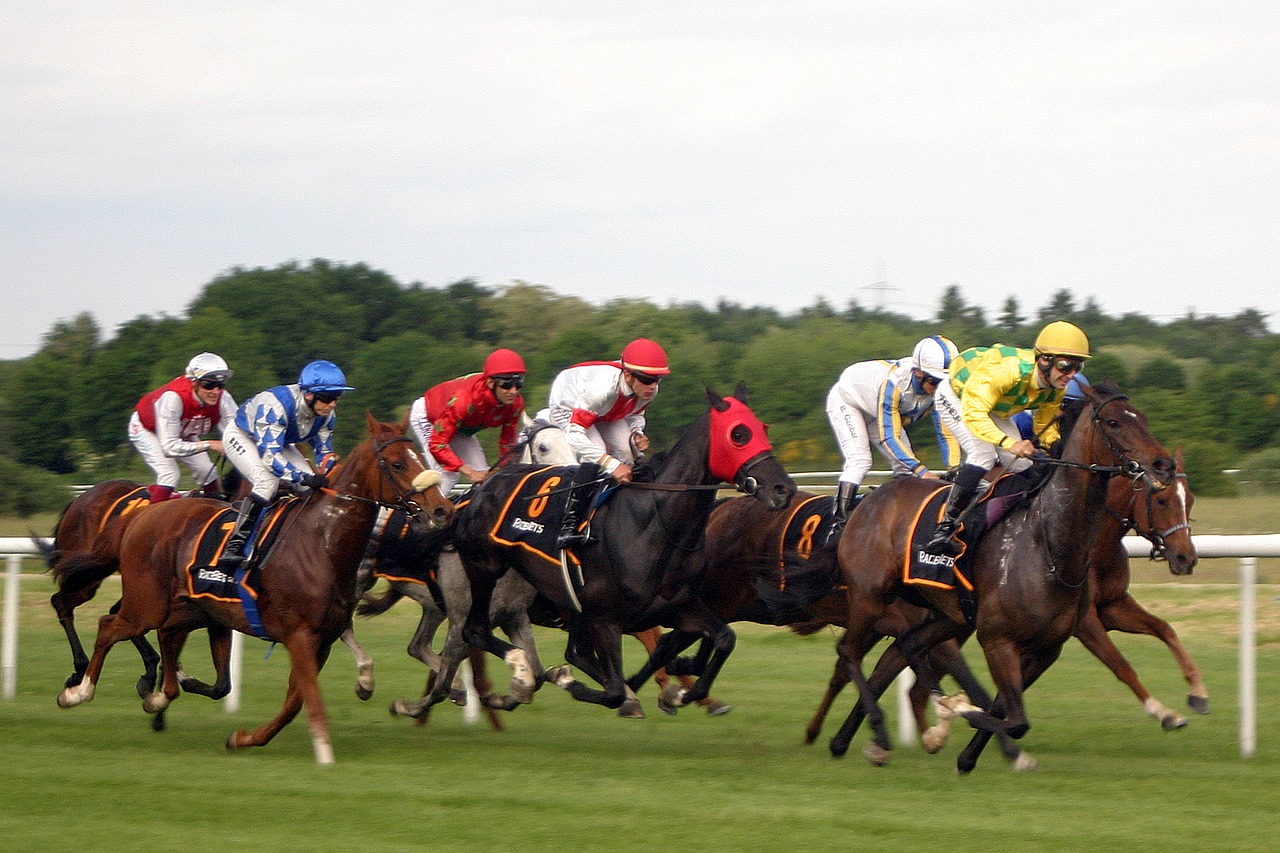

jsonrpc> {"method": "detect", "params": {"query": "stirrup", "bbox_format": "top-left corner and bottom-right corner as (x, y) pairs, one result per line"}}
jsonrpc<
(922, 526), (961, 558)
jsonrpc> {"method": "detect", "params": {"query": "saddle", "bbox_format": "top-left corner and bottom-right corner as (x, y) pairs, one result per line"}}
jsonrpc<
(901, 467), (1053, 620)
(488, 466), (614, 566)
(181, 498), (302, 638)
(738, 494), (845, 625)
(98, 487), (152, 533)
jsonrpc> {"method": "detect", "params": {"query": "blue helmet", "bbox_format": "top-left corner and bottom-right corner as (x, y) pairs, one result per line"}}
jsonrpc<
(1065, 373), (1090, 401)
(298, 360), (354, 393)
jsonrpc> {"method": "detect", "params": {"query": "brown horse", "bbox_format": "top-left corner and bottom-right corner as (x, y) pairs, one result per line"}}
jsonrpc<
(55, 413), (454, 763)
(37, 476), (248, 730)
(700, 491), (1008, 753)
(800, 448), (1201, 763)
(830, 381), (1176, 772)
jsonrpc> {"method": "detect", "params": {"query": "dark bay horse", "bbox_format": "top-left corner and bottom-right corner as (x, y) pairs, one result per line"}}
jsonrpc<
(701, 490), (1010, 751)
(799, 448), (1200, 764)
(830, 381), (1175, 772)
(412, 383), (795, 716)
(37, 473), (246, 729)
(55, 412), (455, 763)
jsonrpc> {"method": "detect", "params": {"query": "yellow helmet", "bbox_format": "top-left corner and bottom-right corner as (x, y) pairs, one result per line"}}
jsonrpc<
(1034, 321), (1090, 359)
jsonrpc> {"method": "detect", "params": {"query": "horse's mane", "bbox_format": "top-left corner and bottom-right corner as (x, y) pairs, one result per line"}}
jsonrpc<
(1051, 377), (1123, 454)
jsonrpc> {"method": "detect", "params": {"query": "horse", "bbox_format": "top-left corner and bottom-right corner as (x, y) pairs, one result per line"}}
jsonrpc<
(402, 383), (795, 717)
(798, 447), (1200, 763)
(362, 417), (728, 724)
(36, 472), (247, 730)
(699, 490), (1014, 755)
(55, 412), (455, 764)
(829, 380), (1176, 772)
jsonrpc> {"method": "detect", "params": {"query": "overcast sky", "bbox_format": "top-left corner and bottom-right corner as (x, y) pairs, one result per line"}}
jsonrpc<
(4, 2), (1278, 360)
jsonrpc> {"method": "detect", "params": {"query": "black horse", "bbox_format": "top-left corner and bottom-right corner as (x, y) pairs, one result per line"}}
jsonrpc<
(408, 383), (795, 715)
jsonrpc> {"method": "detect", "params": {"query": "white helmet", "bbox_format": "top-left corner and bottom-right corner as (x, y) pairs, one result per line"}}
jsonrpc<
(184, 352), (233, 383)
(911, 336), (959, 380)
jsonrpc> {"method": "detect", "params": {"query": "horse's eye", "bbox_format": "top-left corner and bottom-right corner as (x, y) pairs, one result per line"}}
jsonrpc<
(730, 424), (752, 446)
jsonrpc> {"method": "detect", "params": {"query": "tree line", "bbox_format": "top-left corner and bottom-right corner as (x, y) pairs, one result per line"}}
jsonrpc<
(1, 259), (1277, 512)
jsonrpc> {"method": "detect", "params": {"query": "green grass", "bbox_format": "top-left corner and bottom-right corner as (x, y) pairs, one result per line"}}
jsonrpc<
(1, 571), (1278, 852)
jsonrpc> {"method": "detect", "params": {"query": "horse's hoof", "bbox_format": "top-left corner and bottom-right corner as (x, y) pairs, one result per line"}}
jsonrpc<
(151, 710), (167, 733)
(1188, 695), (1210, 715)
(390, 698), (427, 719)
(1013, 752), (1039, 772)
(1161, 714), (1189, 731)
(545, 665), (574, 689)
(617, 698), (646, 719)
(56, 691), (78, 709)
(829, 738), (850, 759)
(142, 692), (169, 714)
(448, 688), (468, 706)
(704, 700), (732, 716)
(225, 730), (247, 752)
(63, 672), (83, 689)
(355, 685), (373, 702)
(658, 684), (686, 712)
(920, 726), (947, 754)
(134, 675), (154, 700)
(863, 742), (892, 766)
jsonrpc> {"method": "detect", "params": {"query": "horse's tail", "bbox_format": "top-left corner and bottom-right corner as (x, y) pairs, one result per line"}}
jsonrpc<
(789, 617), (830, 637)
(30, 530), (58, 569)
(356, 584), (405, 617)
(50, 550), (118, 596)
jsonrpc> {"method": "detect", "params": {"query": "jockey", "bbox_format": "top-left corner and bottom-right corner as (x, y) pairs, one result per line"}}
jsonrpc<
(541, 337), (670, 548)
(824, 335), (961, 545)
(923, 320), (1091, 557)
(1013, 373), (1090, 441)
(128, 352), (238, 505)
(407, 348), (527, 494)
(217, 359), (354, 567)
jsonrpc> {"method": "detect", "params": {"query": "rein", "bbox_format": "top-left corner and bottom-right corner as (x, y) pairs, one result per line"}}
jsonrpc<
(1105, 472), (1191, 561)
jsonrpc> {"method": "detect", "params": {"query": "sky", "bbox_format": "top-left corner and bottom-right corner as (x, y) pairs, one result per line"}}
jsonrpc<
(4, 2), (1278, 360)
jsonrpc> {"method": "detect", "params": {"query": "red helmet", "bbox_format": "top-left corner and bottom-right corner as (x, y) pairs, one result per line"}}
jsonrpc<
(620, 338), (670, 376)
(482, 348), (526, 377)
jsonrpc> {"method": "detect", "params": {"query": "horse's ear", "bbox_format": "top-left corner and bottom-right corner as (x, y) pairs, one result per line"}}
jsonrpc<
(706, 385), (730, 413)
(365, 409), (379, 435)
(396, 409), (411, 435)
(1175, 446), (1184, 470)
(733, 380), (749, 404)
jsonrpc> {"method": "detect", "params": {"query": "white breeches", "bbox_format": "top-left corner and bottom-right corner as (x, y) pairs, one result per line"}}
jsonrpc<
(127, 413), (217, 489)
(221, 423), (309, 501)
(824, 387), (917, 485)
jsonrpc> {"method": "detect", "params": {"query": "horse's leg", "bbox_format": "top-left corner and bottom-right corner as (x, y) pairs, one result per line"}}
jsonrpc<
(1092, 593), (1209, 717)
(465, 648), (504, 731)
(805, 643), (855, 745)
(340, 625), (375, 701)
(956, 645), (1060, 774)
(57, 608), (137, 708)
(50, 581), (102, 687)
(228, 634), (335, 764)
(552, 619), (627, 709)
(176, 624), (234, 700)
(919, 640), (1029, 766)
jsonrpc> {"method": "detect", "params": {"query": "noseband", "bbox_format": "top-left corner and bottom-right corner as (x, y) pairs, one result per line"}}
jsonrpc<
(1108, 472), (1191, 561)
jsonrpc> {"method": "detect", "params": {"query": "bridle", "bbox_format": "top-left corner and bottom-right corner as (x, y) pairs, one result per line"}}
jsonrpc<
(317, 436), (442, 520)
(1034, 392), (1167, 491)
(1106, 472), (1191, 561)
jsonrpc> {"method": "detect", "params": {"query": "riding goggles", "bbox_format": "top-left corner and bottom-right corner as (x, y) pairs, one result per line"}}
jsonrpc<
(1048, 357), (1084, 375)
(197, 379), (227, 390)
(312, 391), (343, 404)
(629, 371), (662, 386)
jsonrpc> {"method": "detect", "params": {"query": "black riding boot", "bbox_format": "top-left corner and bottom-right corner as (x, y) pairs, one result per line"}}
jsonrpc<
(823, 481), (859, 548)
(921, 464), (986, 557)
(218, 495), (269, 568)
(556, 463), (600, 550)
